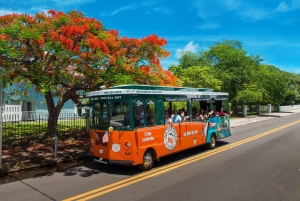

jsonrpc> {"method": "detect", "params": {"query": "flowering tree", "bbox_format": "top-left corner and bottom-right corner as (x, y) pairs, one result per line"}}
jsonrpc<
(0, 10), (177, 137)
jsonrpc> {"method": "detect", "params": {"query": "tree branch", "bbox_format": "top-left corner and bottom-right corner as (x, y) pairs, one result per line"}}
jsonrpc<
(45, 54), (56, 68)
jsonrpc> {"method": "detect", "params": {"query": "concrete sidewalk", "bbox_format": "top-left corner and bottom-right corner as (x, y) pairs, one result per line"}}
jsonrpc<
(230, 108), (300, 128)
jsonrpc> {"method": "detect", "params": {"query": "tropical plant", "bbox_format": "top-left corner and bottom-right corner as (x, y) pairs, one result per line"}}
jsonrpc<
(0, 10), (177, 137)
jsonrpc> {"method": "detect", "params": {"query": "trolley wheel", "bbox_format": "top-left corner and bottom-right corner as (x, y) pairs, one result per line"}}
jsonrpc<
(138, 150), (154, 171)
(207, 134), (216, 149)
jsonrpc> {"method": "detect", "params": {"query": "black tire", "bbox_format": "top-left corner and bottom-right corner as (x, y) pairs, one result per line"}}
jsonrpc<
(207, 134), (216, 149)
(138, 150), (154, 171)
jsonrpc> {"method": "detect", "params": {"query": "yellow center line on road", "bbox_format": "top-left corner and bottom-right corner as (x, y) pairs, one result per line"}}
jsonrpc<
(63, 119), (300, 201)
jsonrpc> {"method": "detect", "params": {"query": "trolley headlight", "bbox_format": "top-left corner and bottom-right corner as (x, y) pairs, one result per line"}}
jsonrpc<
(126, 142), (131, 148)
(108, 126), (114, 132)
(124, 141), (131, 149)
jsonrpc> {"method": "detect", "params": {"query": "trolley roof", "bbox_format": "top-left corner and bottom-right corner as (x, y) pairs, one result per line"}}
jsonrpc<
(110, 84), (213, 92)
(86, 85), (228, 97)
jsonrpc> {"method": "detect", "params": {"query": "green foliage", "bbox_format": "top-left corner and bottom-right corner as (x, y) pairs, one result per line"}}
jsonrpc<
(178, 66), (221, 91)
(252, 64), (288, 104)
(178, 51), (201, 68)
(164, 102), (187, 111)
(283, 72), (300, 103)
(234, 84), (264, 104)
(202, 40), (263, 102)
(169, 39), (300, 105)
(168, 64), (184, 77)
(112, 74), (134, 86)
(0, 10), (175, 137)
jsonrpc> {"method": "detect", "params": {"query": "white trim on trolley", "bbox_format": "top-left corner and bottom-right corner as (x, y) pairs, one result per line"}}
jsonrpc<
(86, 89), (228, 97)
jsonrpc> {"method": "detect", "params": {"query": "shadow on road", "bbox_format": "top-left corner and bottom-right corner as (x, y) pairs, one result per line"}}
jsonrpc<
(83, 140), (230, 176)
(0, 140), (230, 184)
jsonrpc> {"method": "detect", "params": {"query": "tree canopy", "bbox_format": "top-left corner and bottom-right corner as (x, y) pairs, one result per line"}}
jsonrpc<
(169, 40), (300, 107)
(0, 10), (177, 137)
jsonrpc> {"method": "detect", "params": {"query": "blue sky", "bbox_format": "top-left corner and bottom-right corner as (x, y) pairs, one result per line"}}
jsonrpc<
(1, 0), (300, 73)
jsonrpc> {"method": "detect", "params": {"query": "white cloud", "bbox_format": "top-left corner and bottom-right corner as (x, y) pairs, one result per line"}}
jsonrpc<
(291, 0), (300, 9)
(0, 7), (51, 16)
(0, 9), (20, 15)
(175, 41), (199, 58)
(220, 1), (273, 21)
(3, 0), (96, 6)
(275, 2), (289, 12)
(52, 0), (95, 6)
(111, 5), (138, 16)
(193, 1), (220, 19)
(166, 34), (300, 50)
(29, 6), (51, 13)
(0, 0), (96, 15)
(218, 1), (300, 21)
(153, 6), (169, 15)
(239, 7), (272, 21)
(100, 5), (139, 16)
(222, 0), (242, 10)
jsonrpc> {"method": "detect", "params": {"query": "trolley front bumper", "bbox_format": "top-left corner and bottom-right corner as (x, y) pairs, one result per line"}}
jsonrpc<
(93, 157), (134, 166)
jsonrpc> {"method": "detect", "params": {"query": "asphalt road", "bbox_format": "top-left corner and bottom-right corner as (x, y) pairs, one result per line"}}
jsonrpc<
(0, 114), (300, 201)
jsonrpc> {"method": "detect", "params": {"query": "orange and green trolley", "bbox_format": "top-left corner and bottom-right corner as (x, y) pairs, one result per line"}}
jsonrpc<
(83, 85), (231, 170)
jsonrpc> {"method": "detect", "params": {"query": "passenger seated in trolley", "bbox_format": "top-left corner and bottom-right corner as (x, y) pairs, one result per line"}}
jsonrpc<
(193, 111), (203, 121)
(219, 107), (233, 116)
(200, 110), (215, 119)
(200, 109), (208, 119)
(180, 110), (185, 122)
(146, 110), (155, 126)
(171, 109), (181, 123)
(135, 106), (145, 127)
(184, 111), (190, 121)
(164, 111), (172, 124)
(180, 110), (190, 122)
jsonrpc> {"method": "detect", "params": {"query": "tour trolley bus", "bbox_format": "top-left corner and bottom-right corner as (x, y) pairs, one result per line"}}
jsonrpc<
(83, 85), (231, 170)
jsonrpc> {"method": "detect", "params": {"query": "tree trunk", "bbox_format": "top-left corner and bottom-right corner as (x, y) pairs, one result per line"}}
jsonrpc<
(46, 109), (58, 138)
(44, 91), (58, 138)
(43, 87), (78, 138)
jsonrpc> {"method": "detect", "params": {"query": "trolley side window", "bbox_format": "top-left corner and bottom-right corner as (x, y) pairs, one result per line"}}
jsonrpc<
(146, 99), (156, 126)
(93, 102), (109, 128)
(110, 101), (130, 128)
(134, 99), (145, 128)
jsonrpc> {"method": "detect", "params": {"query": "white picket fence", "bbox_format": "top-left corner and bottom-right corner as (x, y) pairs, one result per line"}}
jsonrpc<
(2, 105), (22, 122)
(280, 104), (300, 111)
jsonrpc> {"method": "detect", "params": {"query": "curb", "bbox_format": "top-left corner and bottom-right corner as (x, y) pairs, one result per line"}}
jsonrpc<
(230, 111), (299, 128)
(230, 117), (276, 128)
(0, 154), (91, 176)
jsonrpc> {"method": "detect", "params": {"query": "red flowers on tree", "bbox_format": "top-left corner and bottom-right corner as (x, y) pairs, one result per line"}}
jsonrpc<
(0, 10), (177, 137)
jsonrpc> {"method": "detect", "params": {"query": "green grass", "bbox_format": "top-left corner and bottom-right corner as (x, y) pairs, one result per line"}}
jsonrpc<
(2, 118), (88, 144)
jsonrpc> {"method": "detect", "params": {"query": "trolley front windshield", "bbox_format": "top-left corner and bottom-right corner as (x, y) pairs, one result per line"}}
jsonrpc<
(92, 99), (131, 130)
